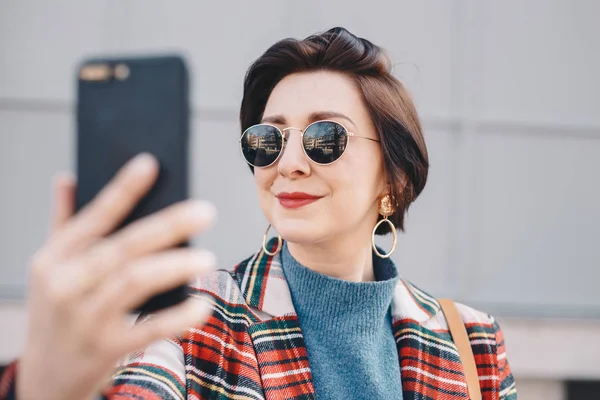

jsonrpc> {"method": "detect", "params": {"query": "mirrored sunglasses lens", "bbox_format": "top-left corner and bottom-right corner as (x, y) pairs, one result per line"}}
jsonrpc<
(303, 121), (348, 164)
(240, 125), (282, 167)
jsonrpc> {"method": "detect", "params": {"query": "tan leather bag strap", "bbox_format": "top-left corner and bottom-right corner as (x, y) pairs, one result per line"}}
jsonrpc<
(438, 299), (482, 400)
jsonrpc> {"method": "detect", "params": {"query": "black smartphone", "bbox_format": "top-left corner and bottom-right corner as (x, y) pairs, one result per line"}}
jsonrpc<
(75, 54), (190, 315)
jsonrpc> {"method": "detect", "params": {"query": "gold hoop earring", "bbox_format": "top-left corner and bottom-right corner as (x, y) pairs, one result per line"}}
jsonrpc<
(372, 194), (397, 259)
(262, 224), (282, 256)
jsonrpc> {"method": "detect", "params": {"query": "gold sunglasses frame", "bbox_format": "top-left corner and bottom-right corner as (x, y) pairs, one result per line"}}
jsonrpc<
(239, 119), (380, 168)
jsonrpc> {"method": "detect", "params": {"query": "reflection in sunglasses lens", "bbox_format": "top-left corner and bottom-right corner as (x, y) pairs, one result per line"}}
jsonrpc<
(241, 125), (283, 167)
(303, 121), (348, 164)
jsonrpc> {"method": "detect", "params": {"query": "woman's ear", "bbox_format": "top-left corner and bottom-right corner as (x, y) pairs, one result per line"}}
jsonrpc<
(398, 173), (409, 194)
(377, 180), (390, 199)
(379, 173), (408, 206)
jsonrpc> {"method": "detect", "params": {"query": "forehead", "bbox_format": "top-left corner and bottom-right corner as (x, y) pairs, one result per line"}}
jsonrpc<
(263, 71), (369, 124)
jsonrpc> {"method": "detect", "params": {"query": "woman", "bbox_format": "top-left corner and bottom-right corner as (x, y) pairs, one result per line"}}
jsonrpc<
(1, 27), (516, 400)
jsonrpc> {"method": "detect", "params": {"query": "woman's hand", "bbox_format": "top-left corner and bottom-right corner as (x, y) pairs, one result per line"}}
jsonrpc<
(16, 154), (216, 400)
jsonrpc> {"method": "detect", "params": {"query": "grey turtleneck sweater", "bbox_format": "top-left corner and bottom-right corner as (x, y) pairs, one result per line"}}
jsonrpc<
(281, 244), (403, 400)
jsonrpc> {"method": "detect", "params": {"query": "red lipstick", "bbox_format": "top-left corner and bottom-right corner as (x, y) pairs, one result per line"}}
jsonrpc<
(277, 192), (321, 209)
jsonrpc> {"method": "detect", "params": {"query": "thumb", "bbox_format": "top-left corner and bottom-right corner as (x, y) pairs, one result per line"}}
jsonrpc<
(50, 171), (77, 234)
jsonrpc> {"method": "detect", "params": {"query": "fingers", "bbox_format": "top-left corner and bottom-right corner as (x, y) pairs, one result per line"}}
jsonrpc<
(108, 199), (217, 260)
(48, 153), (159, 259)
(87, 248), (216, 314)
(118, 296), (214, 355)
(50, 172), (76, 234)
(72, 200), (216, 292)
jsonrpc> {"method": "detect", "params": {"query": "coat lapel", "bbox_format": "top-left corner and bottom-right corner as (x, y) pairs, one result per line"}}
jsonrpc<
(234, 239), (472, 399)
(234, 240), (316, 400)
(391, 279), (471, 399)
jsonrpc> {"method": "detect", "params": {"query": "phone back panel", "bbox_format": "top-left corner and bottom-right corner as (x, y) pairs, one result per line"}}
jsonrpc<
(76, 55), (190, 313)
(76, 55), (189, 225)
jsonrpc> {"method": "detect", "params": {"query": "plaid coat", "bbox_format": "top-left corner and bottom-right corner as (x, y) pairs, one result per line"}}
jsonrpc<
(1, 240), (517, 399)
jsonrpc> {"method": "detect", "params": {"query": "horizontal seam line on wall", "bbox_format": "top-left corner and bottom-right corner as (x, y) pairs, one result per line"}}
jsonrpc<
(0, 98), (599, 138)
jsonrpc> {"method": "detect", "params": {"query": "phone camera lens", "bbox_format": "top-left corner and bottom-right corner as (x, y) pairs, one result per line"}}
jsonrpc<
(114, 64), (130, 80)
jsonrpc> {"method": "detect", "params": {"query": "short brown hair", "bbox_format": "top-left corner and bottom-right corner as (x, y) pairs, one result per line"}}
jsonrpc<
(240, 27), (429, 233)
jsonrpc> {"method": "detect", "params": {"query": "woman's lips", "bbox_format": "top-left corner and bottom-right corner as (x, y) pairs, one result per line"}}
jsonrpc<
(276, 192), (322, 209)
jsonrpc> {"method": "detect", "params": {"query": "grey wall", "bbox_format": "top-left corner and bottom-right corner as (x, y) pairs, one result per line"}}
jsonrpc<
(1, 0), (599, 318)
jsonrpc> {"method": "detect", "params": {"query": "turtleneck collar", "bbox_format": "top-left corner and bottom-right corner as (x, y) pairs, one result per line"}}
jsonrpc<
(281, 242), (399, 340)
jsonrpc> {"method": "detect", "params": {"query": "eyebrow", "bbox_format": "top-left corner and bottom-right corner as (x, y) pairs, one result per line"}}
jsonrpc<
(261, 111), (358, 130)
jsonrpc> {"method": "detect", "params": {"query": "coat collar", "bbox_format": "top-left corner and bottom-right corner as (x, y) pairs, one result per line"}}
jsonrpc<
(233, 240), (472, 399)
(234, 238), (442, 323)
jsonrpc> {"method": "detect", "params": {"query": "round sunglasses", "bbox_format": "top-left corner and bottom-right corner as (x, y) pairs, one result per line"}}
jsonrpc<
(239, 120), (380, 168)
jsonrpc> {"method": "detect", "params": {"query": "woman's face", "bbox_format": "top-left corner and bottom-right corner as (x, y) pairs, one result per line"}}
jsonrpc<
(255, 71), (386, 245)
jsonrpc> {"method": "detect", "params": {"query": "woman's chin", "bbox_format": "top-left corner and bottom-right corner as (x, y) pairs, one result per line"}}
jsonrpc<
(275, 219), (326, 244)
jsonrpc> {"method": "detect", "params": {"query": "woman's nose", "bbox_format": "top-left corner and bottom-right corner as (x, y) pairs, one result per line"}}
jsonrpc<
(277, 129), (311, 178)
